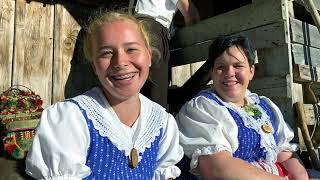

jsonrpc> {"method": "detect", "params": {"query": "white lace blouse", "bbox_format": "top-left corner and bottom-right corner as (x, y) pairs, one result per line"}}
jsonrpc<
(176, 90), (295, 172)
(25, 87), (183, 179)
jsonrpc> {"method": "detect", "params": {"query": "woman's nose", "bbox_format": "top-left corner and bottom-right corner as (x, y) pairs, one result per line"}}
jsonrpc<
(225, 66), (235, 76)
(112, 51), (129, 68)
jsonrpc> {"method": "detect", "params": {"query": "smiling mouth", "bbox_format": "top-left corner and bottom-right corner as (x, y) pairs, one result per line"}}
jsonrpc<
(111, 72), (137, 81)
(223, 81), (238, 86)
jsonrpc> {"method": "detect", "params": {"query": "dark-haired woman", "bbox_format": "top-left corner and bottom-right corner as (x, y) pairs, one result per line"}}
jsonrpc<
(176, 35), (308, 180)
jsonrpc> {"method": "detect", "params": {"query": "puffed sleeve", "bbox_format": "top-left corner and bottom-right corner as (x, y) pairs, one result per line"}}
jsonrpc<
(25, 101), (91, 179)
(261, 97), (295, 152)
(176, 95), (239, 171)
(153, 113), (184, 180)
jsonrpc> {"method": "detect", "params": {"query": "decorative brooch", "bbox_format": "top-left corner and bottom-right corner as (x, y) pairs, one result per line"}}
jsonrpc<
(243, 104), (262, 119)
(243, 104), (272, 134)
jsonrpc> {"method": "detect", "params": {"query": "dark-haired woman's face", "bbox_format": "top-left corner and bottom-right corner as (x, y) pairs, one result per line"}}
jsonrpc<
(211, 46), (254, 107)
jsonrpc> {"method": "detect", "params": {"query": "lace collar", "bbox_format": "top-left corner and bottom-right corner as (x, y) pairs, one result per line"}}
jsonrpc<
(210, 90), (279, 163)
(72, 87), (166, 162)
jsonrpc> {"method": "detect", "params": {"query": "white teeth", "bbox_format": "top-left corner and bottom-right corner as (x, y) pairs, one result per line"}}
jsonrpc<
(113, 73), (135, 80)
(223, 81), (237, 86)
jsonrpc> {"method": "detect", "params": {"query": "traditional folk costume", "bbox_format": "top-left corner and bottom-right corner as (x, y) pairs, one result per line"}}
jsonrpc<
(176, 89), (295, 178)
(26, 87), (183, 179)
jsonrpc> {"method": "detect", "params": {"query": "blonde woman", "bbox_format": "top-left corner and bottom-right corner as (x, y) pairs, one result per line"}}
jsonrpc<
(26, 11), (183, 180)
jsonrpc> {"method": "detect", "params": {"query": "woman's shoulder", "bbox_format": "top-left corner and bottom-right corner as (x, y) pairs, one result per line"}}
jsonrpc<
(184, 89), (223, 109)
(246, 90), (274, 104)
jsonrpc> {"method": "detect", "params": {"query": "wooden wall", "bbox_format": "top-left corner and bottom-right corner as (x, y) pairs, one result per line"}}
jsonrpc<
(1, 0), (319, 132)
(0, 0), (97, 108)
(170, 0), (320, 155)
(169, 0), (320, 131)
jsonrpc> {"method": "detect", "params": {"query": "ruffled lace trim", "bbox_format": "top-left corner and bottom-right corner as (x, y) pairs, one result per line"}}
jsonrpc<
(190, 145), (231, 172)
(279, 142), (298, 152)
(209, 90), (279, 163)
(154, 166), (181, 180)
(72, 87), (165, 161)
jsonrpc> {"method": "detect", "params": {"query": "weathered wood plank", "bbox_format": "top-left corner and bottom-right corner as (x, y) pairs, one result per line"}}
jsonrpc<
(250, 75), (296, 128)
(171, 0), (286, 49)
(292, 43), (320, 66)
(170, 22), (288, 67)
(293, 64), (320, 82)
(292, 82), (304, 103)
(171, 64), (191, 87)
(190, 61), (205, 75)
(171, 60), (206, 99)
(255, 45), (291, 77)
(250, 75), (290, 98)
(290, 18), (320, 48)
(0, 0), (15, 92)
(303, 104), (317, 125)
(12, 0), (54, 107)
(52, 4), (81, 103)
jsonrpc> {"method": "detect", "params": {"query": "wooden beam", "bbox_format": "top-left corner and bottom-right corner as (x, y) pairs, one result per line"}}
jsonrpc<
(170, 22), (287, 67)
(290, 18), (320, 48)
(250, 76), (290, 98)
(170, 0), (286, 49)
(291, 43), (320, 66)
(293, 64), (320, 82)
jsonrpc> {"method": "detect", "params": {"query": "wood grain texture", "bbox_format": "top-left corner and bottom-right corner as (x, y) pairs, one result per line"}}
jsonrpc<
(171, 0), (286, 49)
(171, 64), (191, 87)
(290, 18), (320, 48)
(0, 0), (15, 92)
(52, 3), (81, 103)
(12, 0), (54, 107)
(292, 43), (320, 66)
(170, 22), (288, 67)
(293, 64), (320, 82)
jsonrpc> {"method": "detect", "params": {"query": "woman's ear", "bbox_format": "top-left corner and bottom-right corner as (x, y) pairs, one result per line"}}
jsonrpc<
(249, 64), (255, 80)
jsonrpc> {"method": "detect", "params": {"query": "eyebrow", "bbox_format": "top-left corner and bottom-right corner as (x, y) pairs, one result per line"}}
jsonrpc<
(97, 42), (142, 50)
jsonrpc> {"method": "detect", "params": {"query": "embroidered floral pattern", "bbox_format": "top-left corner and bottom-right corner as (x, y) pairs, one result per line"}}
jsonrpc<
(0, 85), (43, 159)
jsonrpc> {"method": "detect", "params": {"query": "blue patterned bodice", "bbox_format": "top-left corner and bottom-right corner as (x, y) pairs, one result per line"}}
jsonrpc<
(198, 90), (277, 162)
(69, 100), (163, 180)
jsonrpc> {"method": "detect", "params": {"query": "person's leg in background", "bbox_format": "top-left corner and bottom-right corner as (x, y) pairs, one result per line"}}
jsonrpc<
(138, 16), (170, 109)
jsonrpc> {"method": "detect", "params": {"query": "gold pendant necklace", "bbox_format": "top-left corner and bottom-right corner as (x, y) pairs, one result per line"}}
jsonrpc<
(261, 124), (272, 133)
(130, 148), (138, 168)
(128, 116), (142, 169)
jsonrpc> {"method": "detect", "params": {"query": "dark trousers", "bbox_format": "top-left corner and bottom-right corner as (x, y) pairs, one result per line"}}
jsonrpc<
(136, 15), (170, 108)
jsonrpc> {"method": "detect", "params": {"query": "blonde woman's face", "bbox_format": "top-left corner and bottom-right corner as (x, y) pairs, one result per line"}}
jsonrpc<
(211, 46), (254, 107)
(91, 20), (151, 104)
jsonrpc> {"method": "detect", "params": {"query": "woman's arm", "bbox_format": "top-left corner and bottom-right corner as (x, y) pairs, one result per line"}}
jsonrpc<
(278, 151), (308, 180)
(153, 114), (184, 180)
(25, 102), (91, 179)
(176, 0), (200, 26)
(198, 151), (287, 180)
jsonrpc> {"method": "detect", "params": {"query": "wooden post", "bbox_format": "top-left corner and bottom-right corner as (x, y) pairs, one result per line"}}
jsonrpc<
(294, 101), (320, 170)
